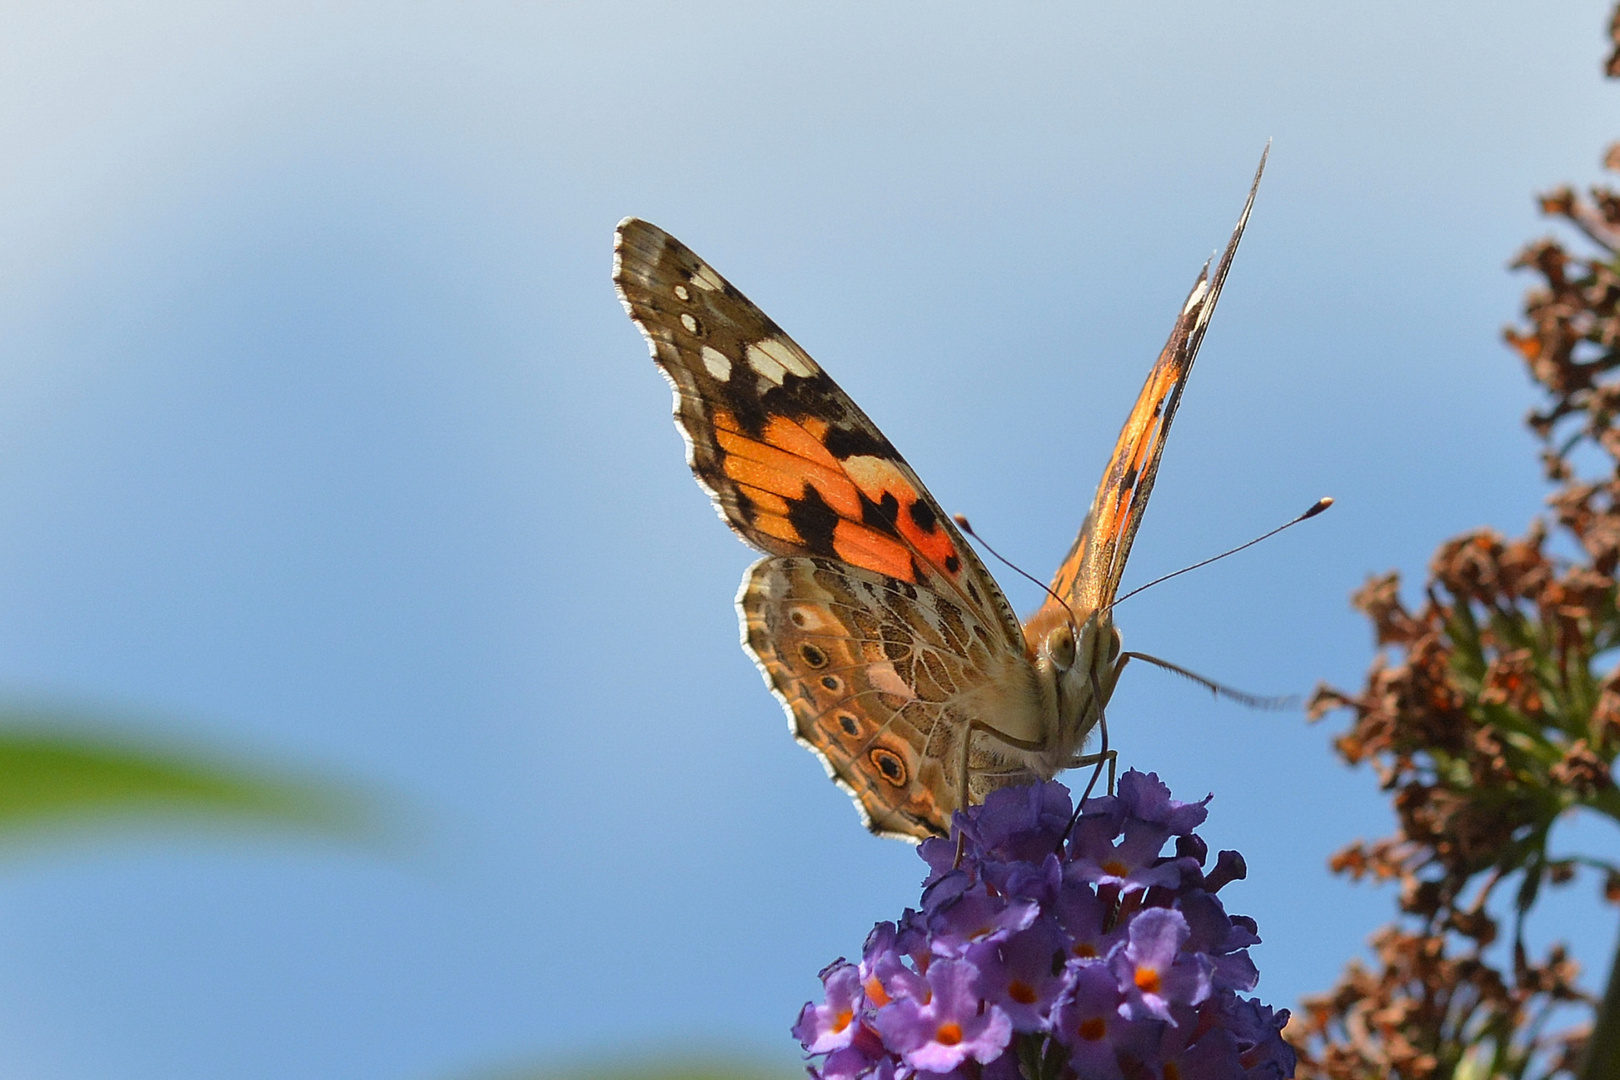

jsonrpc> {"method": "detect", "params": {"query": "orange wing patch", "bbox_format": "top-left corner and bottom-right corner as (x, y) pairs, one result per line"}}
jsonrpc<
(844, 457), (963, 576)
(713, 409), (966, 585)
(1037, 148), (1265, 619)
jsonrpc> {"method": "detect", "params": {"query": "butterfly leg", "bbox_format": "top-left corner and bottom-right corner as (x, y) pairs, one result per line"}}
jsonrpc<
(951, 718), (1050, 868)
(951, 721), (1000, 868)
(1079, 663), (1115, 805)
(1066, 749), (1117, 796)
(952, 724), (972, 867)
(1087, 650), (1134, 799)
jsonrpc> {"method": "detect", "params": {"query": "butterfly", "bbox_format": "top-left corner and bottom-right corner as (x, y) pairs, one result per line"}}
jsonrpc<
(614, 153), (1265, 842)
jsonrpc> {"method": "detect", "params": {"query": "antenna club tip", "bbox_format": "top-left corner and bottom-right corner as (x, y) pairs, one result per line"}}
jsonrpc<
(953, 513), (975, 534)
(1304, 497), (1334, 518)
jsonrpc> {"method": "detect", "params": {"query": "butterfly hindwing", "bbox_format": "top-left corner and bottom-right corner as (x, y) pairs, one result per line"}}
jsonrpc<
(614, 217), (1023, 650)
(740, 555), (1043, 840)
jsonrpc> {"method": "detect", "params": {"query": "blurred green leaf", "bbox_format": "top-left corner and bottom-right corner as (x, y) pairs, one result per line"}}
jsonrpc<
(0, 707), (369, 846)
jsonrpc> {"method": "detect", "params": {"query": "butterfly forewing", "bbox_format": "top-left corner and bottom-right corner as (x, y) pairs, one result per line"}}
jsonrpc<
(1041, 150), (1267, 619)
(613, 218), (1022, 649)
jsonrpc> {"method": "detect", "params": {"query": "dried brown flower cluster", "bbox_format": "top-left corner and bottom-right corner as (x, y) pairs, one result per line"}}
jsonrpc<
(1288, 11), (1620, 1079)
(1292, 530), (1612, 1078)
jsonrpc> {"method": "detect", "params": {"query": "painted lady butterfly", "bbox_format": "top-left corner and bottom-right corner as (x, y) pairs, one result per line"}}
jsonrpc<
(615, 153), (1265, 841)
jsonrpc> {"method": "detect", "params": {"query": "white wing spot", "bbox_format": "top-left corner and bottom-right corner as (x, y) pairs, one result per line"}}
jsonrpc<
(701, 345), (732, 380)
(1181, 279), (1210, 315)
(790, 605), (830, 630)
(866, 662), (917, 702)
(674, 284), (690, 301)
(746, 342), (788, 384)
(747, 336), (815, 381)
(690, 265), (724, 291)
(680, 313), (699, 333)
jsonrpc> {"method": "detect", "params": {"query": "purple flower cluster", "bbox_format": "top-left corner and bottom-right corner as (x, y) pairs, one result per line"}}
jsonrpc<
(794, 772), (1295, 1080)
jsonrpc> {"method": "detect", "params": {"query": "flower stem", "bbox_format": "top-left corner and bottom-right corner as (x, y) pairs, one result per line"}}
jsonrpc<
(1581, 918), (1620, 1080)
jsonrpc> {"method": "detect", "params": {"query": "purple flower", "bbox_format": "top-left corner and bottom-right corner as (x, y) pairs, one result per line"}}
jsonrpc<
(795, 771), (1296, 1080)
(1224, 992), (1298, 1079)
(1118, 769), (1211, 833)
(795, 960), (892, 1080)
(1179, 890), (1261, 993)
(1051, 961), (1136, 1079)
(871, 958), (1012, 1072)
(1110, 907), (1212, 1022)
(925, 883), (1040, 958)
(794, 961), (865, 1054)
(968, 915), (1073, 1032)
(1064, 773), (1209, 896)
(939, 780), (1074, 869)
(1051, 876), (1119, 964)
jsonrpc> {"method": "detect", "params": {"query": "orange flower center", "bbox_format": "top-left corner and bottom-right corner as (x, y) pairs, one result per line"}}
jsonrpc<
(935, 1022), (963, 1046)
(1007, 980), (1037, 1005)
(1135, 966), (1162, 995)
(1077, 1017), (1106, 1041)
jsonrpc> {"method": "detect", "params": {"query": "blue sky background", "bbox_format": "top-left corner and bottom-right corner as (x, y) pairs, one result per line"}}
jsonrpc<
(0, 2), (1616, 1078)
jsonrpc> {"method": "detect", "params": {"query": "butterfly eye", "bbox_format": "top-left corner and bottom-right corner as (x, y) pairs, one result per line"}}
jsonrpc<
(1047, 624), (1077, 671)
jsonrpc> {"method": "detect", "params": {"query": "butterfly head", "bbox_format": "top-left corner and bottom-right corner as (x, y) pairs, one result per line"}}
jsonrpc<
(1073, 612), (1122, 696)
(1023, 604), (1120, 764)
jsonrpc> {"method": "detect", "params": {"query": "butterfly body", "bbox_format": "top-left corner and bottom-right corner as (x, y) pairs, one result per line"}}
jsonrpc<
(614, 154), (1264, 841)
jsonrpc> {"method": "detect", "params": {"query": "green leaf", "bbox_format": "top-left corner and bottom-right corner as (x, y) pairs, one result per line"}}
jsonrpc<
(0, 708), (369, 847)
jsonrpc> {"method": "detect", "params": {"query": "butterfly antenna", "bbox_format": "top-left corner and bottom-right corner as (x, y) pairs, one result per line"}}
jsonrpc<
(955, 514), (1080, 629)
(1105, 497), (1332, 613)
(1122, 650), (1297, 710)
